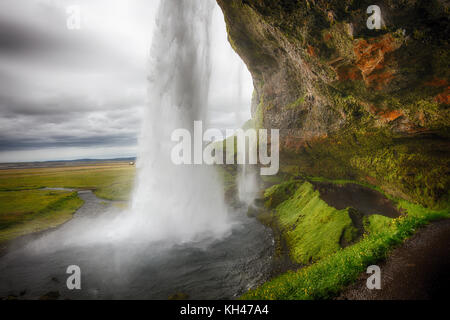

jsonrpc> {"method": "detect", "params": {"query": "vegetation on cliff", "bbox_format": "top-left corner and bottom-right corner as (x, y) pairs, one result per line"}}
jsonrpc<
(217, 0), (449, 209)
(216, 0), (449, 299)
(264, 181), (358, 264)
(243, 180), (449, 300)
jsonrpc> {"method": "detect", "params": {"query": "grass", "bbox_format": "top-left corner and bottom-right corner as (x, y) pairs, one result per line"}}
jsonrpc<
(363, 214), (392, 234)
(0, 163), (135, 201)
(265, 181), (357, 264)
(0, 163), (135, 244)
(242, 183), (450, 300)
(0, 190), (84, 243)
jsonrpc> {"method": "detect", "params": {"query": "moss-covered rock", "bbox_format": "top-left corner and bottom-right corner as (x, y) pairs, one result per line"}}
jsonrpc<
(264, 181), (359, 264)
(217, 0), (449, 208)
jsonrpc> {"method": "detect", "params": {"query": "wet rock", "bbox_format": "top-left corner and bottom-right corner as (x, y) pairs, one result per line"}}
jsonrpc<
(216, 0), (449, 208)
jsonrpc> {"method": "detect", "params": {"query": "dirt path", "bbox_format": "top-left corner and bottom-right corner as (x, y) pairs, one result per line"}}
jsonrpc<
(339, 219), (450, 300)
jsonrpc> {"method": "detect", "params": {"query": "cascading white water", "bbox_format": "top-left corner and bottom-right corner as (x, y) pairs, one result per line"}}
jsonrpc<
(18, 0), (249, 255)
(238, 164), (259, 207)
(234, 63), (259, 208)
(126, 0), (231, 243)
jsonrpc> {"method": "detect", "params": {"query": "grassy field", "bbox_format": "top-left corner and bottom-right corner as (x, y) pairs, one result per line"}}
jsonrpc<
(0, 162), (135, 244)
(0, 190), (83, 243)
(0, 163), (135, 200)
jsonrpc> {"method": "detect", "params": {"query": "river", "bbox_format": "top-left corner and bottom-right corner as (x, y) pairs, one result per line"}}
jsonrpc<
(0, 190), (274, 300)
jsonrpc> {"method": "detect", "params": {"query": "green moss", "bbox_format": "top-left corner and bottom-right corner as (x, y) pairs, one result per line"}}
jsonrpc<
(218, 0), (450, 300)
(261, 173), (291, 186)
(363, 214), (393, 234)
(254, 95), (265, 129)
(280, 124), (450, 210)
(284, 96), (306, 110)
(266, 181), (355, 264)
(219, 0), (450, 210)
(342, 223), (360, 243)
(322, 22), (355, 60)
(264, 181), (299, 208)
(241, 197), (450, 300)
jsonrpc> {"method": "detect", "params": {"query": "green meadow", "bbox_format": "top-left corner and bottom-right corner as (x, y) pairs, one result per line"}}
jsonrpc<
(0, 163), (135, 244)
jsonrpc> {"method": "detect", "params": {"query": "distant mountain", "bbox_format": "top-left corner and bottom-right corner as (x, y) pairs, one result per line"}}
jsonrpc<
(0, 157), (137, 169)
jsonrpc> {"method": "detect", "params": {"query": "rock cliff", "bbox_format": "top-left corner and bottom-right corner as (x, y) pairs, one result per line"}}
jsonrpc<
(217, 0), (449, 208)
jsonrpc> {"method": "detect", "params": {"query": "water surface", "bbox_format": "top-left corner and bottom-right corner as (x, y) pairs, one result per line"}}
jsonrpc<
(0, 191), (274, 300)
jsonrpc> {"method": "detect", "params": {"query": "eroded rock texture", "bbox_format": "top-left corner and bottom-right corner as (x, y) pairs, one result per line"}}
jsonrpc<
(217, 0), (449, 208)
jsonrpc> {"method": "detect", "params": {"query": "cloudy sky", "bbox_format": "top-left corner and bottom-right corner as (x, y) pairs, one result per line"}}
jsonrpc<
(0, 0), (253, 163)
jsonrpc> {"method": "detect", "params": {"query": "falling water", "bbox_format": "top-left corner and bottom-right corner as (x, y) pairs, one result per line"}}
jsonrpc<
(238, 165), (259, 207)
(127, 0), (231, 244)
(235, 63), (259, 208)
(0, 1), (276, 299)
(237, 158), (260, 207)
(17, 0), (235, 250)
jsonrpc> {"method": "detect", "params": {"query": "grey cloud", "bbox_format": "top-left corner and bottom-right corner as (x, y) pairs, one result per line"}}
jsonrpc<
(0, 0), (152, 159)
(0, 0), (253, 162)
(0, 134), (137, 151)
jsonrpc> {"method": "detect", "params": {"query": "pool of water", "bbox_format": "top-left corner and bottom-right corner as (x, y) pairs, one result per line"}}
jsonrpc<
(0, 191), (274, 300)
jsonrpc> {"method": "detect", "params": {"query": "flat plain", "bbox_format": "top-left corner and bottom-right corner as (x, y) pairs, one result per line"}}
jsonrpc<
(0, 162), (135, 244)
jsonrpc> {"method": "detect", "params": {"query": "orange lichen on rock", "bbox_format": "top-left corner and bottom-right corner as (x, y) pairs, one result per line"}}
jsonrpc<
(368, 104), (379, 115)
(282, 133), (329, 153)
(418, 111), (426, 126)
(324, 32), (332, 42)
(378, 110), (404, 122)
(307, 45), (317, 57)
(336, 65), (363, 81)
(353, 34), (400, 89)
(423, 79), (449, 105)
(366, 70), (395, 90)
(425, 78), (448, 87)
(435, 87), (450, 105)
(327, 11), (335, 24)
(282, 136), (307, 153)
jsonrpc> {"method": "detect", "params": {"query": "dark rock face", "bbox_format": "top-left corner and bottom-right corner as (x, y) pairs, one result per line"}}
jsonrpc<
(217, 0), (449, 208)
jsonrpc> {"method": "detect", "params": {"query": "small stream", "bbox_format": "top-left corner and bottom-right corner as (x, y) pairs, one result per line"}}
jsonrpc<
(0, 190), (274, 300)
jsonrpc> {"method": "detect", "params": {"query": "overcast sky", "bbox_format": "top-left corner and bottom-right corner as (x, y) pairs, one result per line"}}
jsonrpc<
(0, 0), (253, 162)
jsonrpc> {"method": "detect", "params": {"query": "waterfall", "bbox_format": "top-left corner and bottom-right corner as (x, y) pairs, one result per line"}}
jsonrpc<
(127, 0), (231, 244)
(235, 63), (259, 208)
(237, 157), (260, 207)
